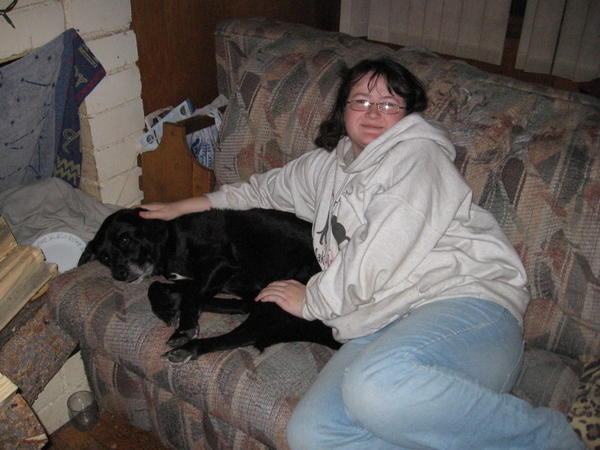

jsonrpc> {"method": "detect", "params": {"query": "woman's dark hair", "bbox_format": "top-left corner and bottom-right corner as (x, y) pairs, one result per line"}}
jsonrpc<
(315, 57), (428, 151)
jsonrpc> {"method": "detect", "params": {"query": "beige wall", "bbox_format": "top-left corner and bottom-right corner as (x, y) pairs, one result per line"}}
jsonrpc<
(1, 0), (144, 206)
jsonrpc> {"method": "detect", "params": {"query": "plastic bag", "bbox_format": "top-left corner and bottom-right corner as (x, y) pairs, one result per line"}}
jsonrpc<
(139, 99), (194, 152)
(186, 95), (228, 170)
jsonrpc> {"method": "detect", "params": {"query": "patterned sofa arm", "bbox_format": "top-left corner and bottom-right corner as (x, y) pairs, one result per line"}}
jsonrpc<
(48, 261), (335, 449)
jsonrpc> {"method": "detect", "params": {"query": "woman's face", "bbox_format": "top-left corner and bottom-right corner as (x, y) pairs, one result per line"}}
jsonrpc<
(344, 72), (407, 157)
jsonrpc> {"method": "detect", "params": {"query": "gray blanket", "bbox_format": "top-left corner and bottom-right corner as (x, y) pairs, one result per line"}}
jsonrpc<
(0, 178), (119, 245)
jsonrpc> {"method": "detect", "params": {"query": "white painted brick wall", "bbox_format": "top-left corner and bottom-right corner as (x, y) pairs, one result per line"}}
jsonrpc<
(85, 30), (139, 72)
(2, 0), (146, 432)
(82, 65), (142, 115)
(77, 8), (144, 206)
(65, 0), (132, 36)
(82, 98), (145, 149)
(0, 0), (64, 60)
(100, 166), (143, 205)
(93, 134), (141, 180)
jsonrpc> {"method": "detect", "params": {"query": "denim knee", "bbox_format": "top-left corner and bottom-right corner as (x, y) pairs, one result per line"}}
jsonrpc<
(341, 357), (425, 432)
(288, 405), (313, 449)
(287, 399), (333, 450)
(340, 353), (466, 450)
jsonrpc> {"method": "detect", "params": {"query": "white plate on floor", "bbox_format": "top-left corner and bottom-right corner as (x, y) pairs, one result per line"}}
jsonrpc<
(32, 232), (86, 273)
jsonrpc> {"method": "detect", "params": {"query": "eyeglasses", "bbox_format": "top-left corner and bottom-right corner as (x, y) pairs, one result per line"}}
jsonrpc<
(346, 99), (406, 114)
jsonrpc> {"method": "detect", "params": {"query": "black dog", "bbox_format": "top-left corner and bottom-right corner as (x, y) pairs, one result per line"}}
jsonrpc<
(79, 208), (340, 363)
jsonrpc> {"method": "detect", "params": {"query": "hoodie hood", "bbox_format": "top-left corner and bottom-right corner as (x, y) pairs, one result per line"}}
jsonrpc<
(338, 113), (456, 173)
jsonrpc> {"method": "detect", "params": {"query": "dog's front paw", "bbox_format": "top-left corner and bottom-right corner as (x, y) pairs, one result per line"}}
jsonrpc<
(166, 328), (197, 348)
(162, 346), (197, 364)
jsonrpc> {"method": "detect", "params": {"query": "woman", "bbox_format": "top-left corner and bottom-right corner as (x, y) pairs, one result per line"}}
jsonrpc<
(141, 58), (582, 449)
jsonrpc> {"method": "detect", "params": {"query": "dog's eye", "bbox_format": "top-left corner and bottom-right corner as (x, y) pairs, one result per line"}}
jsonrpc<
(117, 233), (131, 248)
(99, 253), (110, 264)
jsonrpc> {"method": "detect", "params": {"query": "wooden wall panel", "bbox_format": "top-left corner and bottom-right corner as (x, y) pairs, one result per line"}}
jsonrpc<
(132, 0), (340, 115)
(132, 0), (340, 203)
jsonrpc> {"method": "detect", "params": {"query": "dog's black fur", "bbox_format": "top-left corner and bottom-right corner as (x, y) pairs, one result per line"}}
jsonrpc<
(79, 208), (340, 362)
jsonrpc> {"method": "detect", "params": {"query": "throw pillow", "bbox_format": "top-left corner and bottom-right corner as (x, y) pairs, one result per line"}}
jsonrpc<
(568, 359), (600, 449)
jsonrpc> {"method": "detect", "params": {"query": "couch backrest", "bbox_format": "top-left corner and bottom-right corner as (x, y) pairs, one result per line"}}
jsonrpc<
(214, 17), (600, 360)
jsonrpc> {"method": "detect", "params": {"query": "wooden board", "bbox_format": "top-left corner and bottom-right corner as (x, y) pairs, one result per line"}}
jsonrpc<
(140, 116), (216, 203)
(0, 301), (77, 404)
(0, 392), (48, 449)
(0, 372), (17, 406)
(0, 217), (17, 259)
(0, 244), (57, 332)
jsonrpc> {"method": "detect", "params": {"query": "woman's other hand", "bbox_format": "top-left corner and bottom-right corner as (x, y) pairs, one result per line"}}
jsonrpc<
(256, 280), (306, 318)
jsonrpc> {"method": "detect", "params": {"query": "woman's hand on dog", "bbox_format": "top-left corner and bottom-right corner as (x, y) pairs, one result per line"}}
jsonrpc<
(140, 196), (212, 221)
(256, 280), (306, 318)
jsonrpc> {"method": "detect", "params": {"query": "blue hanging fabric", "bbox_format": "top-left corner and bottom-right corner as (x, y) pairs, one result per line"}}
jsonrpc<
(0, 28), (106, 190)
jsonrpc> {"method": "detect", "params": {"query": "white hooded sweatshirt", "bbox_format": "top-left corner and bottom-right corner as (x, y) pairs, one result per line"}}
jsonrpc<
(207, 114), (530, 341)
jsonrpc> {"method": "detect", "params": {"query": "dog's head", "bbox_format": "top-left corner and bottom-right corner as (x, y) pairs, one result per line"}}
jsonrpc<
(79, 208), (168, 282)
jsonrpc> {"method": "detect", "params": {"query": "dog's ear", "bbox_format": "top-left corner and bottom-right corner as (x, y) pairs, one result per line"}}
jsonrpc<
(78, 241), (96, 266)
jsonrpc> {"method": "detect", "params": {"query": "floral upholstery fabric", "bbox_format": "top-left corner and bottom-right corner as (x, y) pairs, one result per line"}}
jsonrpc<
(47, 17), (600, 449)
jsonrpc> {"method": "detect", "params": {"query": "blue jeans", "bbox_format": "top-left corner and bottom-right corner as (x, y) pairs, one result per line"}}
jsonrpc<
(287, 298), (583, 449)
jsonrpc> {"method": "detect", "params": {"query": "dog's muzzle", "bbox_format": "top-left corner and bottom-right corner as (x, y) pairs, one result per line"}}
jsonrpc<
(115, 262), (154, 283)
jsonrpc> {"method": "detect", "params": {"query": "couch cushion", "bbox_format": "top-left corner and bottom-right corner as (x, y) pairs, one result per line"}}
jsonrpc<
(48, 261), (334, 449)
(215, 17), (600, 362)
(511, 348), (581, 413)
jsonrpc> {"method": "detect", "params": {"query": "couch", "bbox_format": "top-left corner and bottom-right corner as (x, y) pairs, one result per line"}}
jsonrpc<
(47, 17), (600, 449)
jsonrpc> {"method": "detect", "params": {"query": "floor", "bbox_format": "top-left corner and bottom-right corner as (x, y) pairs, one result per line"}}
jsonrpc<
(45, 412), (168, 449)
